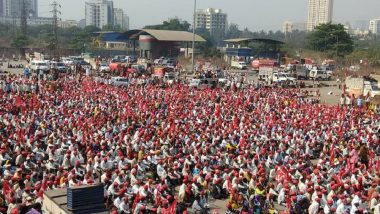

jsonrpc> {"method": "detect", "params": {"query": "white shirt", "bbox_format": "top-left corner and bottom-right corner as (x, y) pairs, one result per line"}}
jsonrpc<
(114, 197), (122, 209)
(336, 203), (345, 214)
(308, 201), (320, 214)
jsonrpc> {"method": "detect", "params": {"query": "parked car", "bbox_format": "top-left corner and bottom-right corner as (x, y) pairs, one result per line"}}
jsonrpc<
(30, 60), (49, 72)
(231, 61), (248, 70)
(189, 78), (218, 89)
(126, 56), (137, 63)
(131, 64), (146, 74)
(78, 61), (91, 68)
(99, 62), (110, 72)
(309, 69), (331, 80)
(163, 73), (176, 84)
(110, 77), (129, 87)
(50, 62), (67, 72)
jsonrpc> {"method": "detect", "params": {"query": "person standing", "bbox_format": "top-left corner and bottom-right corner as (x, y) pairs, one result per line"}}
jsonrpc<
(340, 94), (346, 109)
(357, 96), (363, 108)
(345, 95), (352, 108)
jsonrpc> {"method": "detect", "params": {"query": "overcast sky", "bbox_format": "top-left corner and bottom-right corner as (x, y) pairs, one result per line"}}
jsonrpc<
(39, 0), (380, 31)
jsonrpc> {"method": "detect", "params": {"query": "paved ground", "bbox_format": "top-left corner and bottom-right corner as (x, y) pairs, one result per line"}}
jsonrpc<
(228, 70), (341, 106)
(1, 60), (26, 75)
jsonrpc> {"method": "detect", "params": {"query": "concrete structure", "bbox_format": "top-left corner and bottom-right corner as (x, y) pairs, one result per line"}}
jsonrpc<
(85, 0), (114, 29)
(0, 0), (3, 16)
(114, 8), (129, 30)
(91, 31), (130, 50)
(1, 0), (38, 18)
(307, 0), (334, 31)
(79, 19), (86, 28)
(60, 20), (79, 29)
(369, 18), (380, 34)
(222, 38), (285, 65)
(195, 8), (228, 36)
(293, 22), (307, 31)
(282, 21), (307, 33)
(283, 21), (293, 33)
(123, 29), (205, 59)
(0, 15), (53, 26)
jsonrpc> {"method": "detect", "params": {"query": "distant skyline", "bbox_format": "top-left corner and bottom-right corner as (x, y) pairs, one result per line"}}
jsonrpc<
(38, 0), (380, 31)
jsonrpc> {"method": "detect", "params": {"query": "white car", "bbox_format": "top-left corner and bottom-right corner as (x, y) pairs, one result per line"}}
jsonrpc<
(273, 72), (296, 83)
(309, 70), (331, 80)
(110, 77), (129, 87)
(163, 73), (176, 84)
(99, 63), (110, 72)
(62, 58), (74, 65)
(30, 61), (49, 72)
(231, 61), (248, 70)
(50, 62), (67, 72)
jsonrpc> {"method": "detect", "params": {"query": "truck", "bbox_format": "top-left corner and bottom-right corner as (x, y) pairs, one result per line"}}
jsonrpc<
(345, 77), (380, 97)
(272, 72), (297, 83)
(258, 67), (296, 83)
(295, 65), (309, 80)
(251, 59), (278, 71)
(231, 61), (247, 70)
(30, 60), (49, 73)
(309, 69), (331, 80)
(258, 67), (278, 81)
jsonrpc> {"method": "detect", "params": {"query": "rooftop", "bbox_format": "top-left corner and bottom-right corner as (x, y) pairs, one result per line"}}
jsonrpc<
(123, 29), (206, 42)
(224, 38), (285, 44)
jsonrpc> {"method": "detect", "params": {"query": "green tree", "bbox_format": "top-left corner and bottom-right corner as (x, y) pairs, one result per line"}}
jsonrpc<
(144, 18), (190, 31)
(307, 23), (353, 58)
(11, 35), (29, 49)
(225, 24), (242, 39)
(11, 34), (29, 56)
(102, 24), (121, 32)
(194, 29), (221, 58)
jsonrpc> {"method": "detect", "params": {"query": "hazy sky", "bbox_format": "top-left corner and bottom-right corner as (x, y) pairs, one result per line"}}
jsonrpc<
(39, 0), (380, 31)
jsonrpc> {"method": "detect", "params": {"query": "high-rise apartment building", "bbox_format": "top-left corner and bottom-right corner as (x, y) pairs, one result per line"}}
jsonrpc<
(0, 0), (3, 16)
(369, 18), (380, 35)
(283, 21), (293, 33)
(195, 8), (227, 35)
(85, 0), (114, 29)
(1, 0), (38, 18)
(114, 8), (129, 30)
(282, 21), (307, 33)
(307, 0), (333, 31)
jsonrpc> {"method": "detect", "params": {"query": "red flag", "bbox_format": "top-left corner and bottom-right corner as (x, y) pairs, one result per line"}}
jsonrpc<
(330, 147), (335, 165)
(132, 192), (140, 211)
(214, 103), (221, 118)
(345, 158), (351, 171)
(162, 200), (177, 214)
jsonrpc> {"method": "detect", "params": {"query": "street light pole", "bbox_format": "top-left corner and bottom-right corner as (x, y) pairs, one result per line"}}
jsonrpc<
(336, 35), (339, 58)
(191, 0), (197, 73)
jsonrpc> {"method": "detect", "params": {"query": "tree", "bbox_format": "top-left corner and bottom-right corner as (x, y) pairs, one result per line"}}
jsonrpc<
(11, 35), (29, 49)
(307, 23), (354, 58)
(194, 29), (221, 58)
(225, 24), (242, 39)
(144, 18), (190, 31)
(11, 34), (29, 56)
(102, 24), (121, 32)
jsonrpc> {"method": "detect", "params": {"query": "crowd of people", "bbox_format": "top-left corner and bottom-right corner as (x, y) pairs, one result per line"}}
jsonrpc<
(0, 70), (380, 214)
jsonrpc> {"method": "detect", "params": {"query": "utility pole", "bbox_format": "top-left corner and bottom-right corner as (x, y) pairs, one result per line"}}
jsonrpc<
(50, 1), (61, 60)
(20, 0), (28, 36)
(191, 0), (197, 74)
